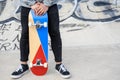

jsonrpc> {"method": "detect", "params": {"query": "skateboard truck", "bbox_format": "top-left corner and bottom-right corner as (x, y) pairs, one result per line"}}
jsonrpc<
(36, 59), (42, 65)
(29, 21), (47, 28)
(30, 59), (48, 68)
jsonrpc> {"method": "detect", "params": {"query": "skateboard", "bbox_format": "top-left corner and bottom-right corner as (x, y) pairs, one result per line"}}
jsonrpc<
(28, 9), (48, 76)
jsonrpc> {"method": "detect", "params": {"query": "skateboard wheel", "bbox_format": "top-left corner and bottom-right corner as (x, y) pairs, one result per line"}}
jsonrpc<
(44, 22), (47, 27)
(29, 22), (32, 27)
(29, 63), (33, 67)
(43, 63), (48, 68)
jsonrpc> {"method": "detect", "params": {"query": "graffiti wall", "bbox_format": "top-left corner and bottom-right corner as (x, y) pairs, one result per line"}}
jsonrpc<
(0, 0), (120, 51)
(0, 22), (21, 51)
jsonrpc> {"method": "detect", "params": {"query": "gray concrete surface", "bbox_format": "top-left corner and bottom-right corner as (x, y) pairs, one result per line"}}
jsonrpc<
(1, 44), (120, 80)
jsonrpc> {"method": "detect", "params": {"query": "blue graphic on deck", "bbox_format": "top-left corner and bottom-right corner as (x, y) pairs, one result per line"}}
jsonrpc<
(31, 10), (48, 61)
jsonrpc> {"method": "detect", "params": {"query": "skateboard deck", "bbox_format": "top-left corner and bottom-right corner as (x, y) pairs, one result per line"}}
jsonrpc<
(28, 10), (48, 76)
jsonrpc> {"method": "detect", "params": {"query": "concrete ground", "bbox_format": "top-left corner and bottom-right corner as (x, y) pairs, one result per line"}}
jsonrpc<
(1, 45), (120, 80)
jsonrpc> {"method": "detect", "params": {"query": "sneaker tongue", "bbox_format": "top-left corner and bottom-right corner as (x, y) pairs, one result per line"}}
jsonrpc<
(15, 65), (23, 72)
(60, 64), (67, 72)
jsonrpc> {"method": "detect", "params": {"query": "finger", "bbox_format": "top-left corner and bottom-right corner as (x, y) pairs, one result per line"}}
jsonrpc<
(38, 10), (44, 16)
(34, 9), (38, 15)
(37, 8), (44, 15)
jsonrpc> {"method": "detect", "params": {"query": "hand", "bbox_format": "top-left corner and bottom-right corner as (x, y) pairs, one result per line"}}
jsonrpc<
(31, 2), (41, 15)
(36, 3), (49, 15)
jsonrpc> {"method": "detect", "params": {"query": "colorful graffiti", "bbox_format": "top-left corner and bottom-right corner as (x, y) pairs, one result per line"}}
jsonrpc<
(0, 0), (120, 51)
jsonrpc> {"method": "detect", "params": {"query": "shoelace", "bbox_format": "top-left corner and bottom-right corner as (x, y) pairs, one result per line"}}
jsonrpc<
(15, 65), (23, 72)
(59, 64), (67, 72)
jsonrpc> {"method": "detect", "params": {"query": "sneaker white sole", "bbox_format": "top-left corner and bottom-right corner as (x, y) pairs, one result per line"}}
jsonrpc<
(11, 70), (29, 79)
(56, 70), (71, 79)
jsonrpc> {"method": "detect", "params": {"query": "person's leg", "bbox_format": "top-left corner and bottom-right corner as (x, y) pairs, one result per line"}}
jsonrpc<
(11, 6), (30, 79)
(48, 4), (71, 78)
(20, 6), (30, 64)
(48, 4), (62, 63)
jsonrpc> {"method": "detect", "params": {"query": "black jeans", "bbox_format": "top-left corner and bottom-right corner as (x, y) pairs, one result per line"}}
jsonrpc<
(20, 4), (62, 62)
